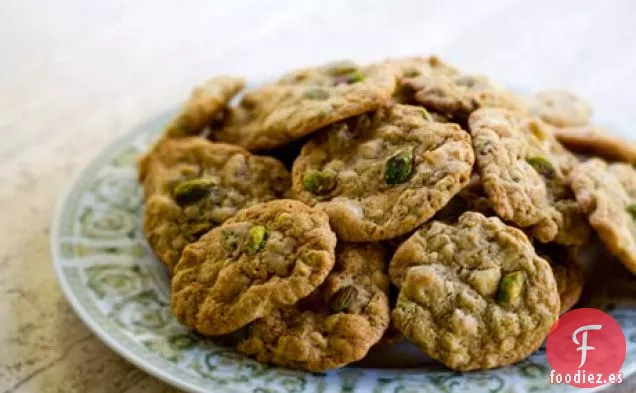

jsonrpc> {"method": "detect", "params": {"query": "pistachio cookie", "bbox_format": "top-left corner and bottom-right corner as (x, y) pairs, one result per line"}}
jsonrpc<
(163, 75), (245, 138)
(530, 89), (592, 127)
(236, 243), (390, 371)
(536, 244), (584, 314)
(139, 137), (290, 270)
(383, 56), (458, 105)
(292, 104), (474, 241)
(570, 159), (636, 274)
(469, 108), (589, 245)
(389, 212), (559, 371)
(555, 125), (636, 164)
(171, 199), (337, 336)
(213, 61), (396, 151)
(392, 57), (526, 120)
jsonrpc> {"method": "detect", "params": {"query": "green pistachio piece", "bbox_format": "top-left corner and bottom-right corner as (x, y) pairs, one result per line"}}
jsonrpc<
(496, 271), (525, 305)
(221, 229), (240, 251)
(627, 204), (636, 220)
(384, 149), (414, 185)
(328, 285), (359, 313)
(347, 70), (365, 83)
(245, 225), (268, 255)
(303, 170), (337, 195)
(526, 156), (555, 179)
(173, 178), (215, 205)
(333, 70), (365, 85)
(420, 108), (432, 121)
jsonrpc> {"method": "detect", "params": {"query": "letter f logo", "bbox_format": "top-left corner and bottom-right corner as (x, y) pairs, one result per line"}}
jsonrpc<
(572, 324), (603, 368)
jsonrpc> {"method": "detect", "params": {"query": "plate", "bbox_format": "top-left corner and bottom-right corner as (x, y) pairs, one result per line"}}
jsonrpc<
(51, 110), (636, 393)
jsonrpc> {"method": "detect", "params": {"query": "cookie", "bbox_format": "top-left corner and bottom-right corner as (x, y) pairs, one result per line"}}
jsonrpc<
(139, 137), (290, 270)
(236, 243), (390, 371)
(389, 212), (559, 371)
(469, 107), (589, 245)
(385, 56), (457, 77)
(555, 125), (636, 164)
(292, 104), (474, 241)
(570, 159), (636, 274)
(393, 57), (526, 120)
(212, 61), (396, 151)
(536, 244), (584, 314)
(171, 199), (337, 336)
(163, 76), (245, 138)
(384, 56), (457, 97)
(530, 89), (592, 127)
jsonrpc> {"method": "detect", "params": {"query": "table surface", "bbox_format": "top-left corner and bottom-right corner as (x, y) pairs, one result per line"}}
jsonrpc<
(1, 0), (635, 392)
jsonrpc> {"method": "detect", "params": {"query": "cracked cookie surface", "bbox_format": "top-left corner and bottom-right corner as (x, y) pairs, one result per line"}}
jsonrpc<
(570, 159), (636, 273)
(292, 104), (474, 241)
(389, 56), (526, 120)
(213, 61), (396, 151)
(171, 199), (337, 335)
(236, 243), (390, 371)
(389, 212), (559, 371)
(139, 137), (290, 270)
(163, 75), (245, 138)
(469, 108), (589, 245)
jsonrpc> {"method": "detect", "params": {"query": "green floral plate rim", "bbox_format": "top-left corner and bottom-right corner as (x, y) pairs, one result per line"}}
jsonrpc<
(50, 109), (636, 393)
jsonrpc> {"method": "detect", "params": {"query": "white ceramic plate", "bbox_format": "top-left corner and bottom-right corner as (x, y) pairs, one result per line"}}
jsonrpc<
(51, 110), (636, 393)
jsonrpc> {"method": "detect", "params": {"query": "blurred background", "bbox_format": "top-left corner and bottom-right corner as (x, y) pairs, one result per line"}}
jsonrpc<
(1, 0), (635, 391)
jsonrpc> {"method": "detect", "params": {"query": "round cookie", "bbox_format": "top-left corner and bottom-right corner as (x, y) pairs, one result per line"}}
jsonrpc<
(389, 212), (559, 371)
(570, 159), (636, 274)
(139, 137), (290, 270)
(213, 61), (396, 151)
(469, 107), (590, 245)
(171, 199), (337, 336)
(163, 75), (245, 138)
(236, 243), (390, 372)
(530, 89), (592, 127)
(292, 104), (474, 241)
(383, 56), (459, 104)
(536, 244), (584, 314)
(555, 125), (636, 164)
(391, 56), (527, 120)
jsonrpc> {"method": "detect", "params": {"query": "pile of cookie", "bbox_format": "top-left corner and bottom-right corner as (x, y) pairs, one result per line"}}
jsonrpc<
(138, 56), (636, 372)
